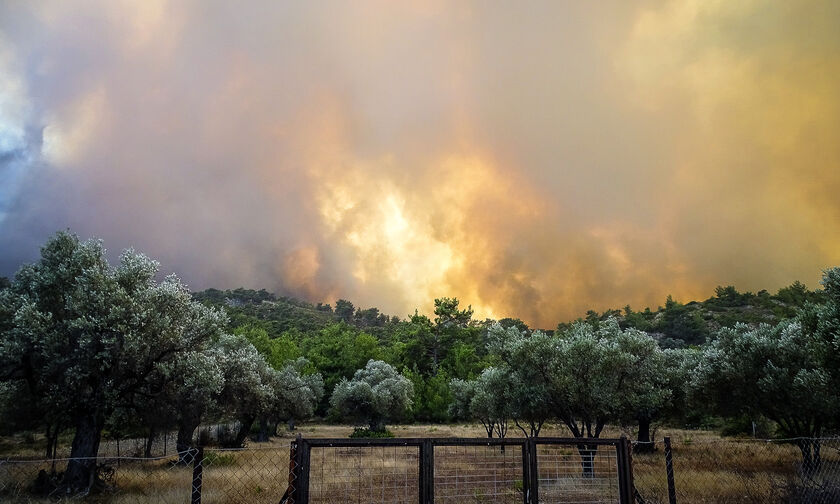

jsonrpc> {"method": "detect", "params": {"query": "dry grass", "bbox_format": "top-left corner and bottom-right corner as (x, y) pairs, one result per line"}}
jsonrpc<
(2, 425), (837, 503)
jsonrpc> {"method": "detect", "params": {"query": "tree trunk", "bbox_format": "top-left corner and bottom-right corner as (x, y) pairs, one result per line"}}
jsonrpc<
(287, 418), (296, 431)
(176, 419), (200, 464)
(44, 423), (60, 461)
(144, 428), (156, 458)
(63, 413), (104, 494)
(368, 417), (386, 433)
(256, 416), (270, 442)
(577, 444), (597, 478)
(234, 416), (255, 447)
(797, 439), (822, 476)
(636, 417), (654, 453)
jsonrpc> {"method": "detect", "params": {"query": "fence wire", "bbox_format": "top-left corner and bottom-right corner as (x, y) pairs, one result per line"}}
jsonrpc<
(307, 445), (419, 504)
(434, 444), (523, 503)
(0, 453), (194, 503)
(536, 443), (621, 504)
(11, 435), (832, 503)
(633, 437), (840, 504)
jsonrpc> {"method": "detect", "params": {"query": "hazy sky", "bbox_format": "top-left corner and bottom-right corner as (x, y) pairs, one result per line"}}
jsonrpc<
(1, 0), (838, 327)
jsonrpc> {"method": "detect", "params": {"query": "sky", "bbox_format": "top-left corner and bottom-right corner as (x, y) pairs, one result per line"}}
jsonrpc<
(0, 0), (839, 328)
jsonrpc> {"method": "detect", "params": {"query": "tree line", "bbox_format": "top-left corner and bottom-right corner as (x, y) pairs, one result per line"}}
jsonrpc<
(1, 231), (839, 492)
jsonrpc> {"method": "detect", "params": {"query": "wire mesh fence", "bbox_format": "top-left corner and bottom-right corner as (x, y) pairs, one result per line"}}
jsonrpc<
(434, 443), (523, 503)
(632, 436), (840, 504)
(306, 444), (419, 504)
(0, 453), (195, 503)
(536, 442), (622, 504)
(24, 433), (830, 503)
(289, 437), (634, 504)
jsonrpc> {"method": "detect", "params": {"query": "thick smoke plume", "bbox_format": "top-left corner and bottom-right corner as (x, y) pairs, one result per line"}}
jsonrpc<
(1, 1), (839, 327)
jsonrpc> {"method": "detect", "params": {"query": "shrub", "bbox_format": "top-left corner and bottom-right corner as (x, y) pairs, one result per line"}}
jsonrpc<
(349, 428), (395, 439)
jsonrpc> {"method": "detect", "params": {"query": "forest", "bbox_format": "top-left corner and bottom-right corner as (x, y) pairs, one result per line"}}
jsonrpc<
(1, 231), (839, 494)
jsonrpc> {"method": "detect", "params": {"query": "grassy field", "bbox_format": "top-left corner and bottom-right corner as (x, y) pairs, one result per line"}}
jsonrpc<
(1, 424), (837, 503)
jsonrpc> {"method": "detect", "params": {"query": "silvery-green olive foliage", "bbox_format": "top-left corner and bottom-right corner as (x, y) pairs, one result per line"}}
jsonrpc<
(212, 335), (323, 446)
(330, 359), (413, 431)
(0, 231), (226, 423)
(0, 232), (226, 489)
(691, 315), (839, 473)
(488, 319), (671, 439)
(271, 357), (324, 421)
(692, 320), (837, 439)
(451, 367), (514, 438)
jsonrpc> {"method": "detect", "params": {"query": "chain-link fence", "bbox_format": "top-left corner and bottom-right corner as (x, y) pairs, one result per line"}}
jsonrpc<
(0, 444), (293, 503)
(633, 437), (840, 504)
(1, 436), (634, 503)
(6, 434), (835, 503)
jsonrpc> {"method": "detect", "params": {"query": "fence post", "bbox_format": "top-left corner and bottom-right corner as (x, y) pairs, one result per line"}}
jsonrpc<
(520, 441), (530, 504)
(191, 446), (204, 504)
(624, 437), (638, 504)
(527, 438), (539, 504)
(298, 437), (311, 504)
(616, 437), (631, 504)
(664, 437), (677, 504)
(420, 439), (434, 504)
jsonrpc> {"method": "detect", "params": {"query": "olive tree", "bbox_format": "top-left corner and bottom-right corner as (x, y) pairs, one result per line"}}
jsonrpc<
(0, 232), (226, 492)
(330, 360), (413, 432)
(212, 336), (324, 447)
(449, 367), (513, 438)
(693, 320), (838, 474)
(489, 320), (670, 475)
(256, 358), (324, 442)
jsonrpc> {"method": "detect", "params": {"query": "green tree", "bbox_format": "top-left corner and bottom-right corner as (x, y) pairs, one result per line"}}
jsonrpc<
(335, 299), (355, 323)
(490, 320), (670, 475)
(0, 232), (226, 492)
(329, 360), (413, 432)
(303, 323), (381, 412)
(693, 319), (838, 474)
(449, 367), (513, 438)
(660, 296), (708, 345)
(234, 324), (300, 368)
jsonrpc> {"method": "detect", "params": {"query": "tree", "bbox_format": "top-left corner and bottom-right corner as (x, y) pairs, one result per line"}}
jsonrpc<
(660, 296), (708, 345)
(234, 324), (300, 369)
(0, 232), (226, 493)
(335, 299), (355, 323)
(329, 360), (413, 432)
(170, 348), (224, 461)
(256, 358), (323, 441)
(429, 297), (474, 371)
(693, 320), (838, 474)
(303, 323), (380, 412)
(485, 324), (551, 438)
(449, 368), (514, 438)
(489, 320), (670, 476)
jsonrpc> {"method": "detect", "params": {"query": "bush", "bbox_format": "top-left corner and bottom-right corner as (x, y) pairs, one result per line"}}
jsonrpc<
(349, 428), (394, 439)
(203, 452), (237, 467)
(720, 414), (773, 438)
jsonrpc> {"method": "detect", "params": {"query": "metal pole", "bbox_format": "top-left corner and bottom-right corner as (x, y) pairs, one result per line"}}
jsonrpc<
(527, 439), (539, 504)
(664, 436), (677, 504)
(521, 442), (530, 504)
(191, 446), (204, 504)
(419, 439), (434, 504)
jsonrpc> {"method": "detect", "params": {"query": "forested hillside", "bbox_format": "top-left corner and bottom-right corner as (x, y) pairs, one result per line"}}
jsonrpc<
(191, 280), (824, 421)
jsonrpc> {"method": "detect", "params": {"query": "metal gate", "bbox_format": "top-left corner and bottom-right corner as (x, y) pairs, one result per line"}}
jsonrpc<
(282, 436), (635, 504)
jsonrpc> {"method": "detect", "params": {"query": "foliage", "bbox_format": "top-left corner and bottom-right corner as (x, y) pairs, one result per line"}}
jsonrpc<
(0, 231), (226, 491)
(490, 320), (671, 440)
(329, 360), (413, 432)
(349, 427), (395, 438)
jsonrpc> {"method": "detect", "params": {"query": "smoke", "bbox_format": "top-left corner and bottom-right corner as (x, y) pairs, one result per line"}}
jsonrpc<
(1, 0), (838, 327)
